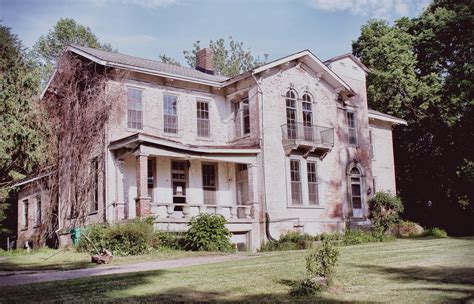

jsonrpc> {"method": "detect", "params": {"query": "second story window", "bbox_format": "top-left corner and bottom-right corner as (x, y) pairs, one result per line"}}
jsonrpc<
(127, 88), (143, 130)
(302, 93), (313, 140)
(164, 94), (178, 134)
(232, 96), (250, 138)
(197, 101), (210, 137)
(369, 129), (375, 159)
(347, 111), (357, 145)
(286, 90), (297, 139)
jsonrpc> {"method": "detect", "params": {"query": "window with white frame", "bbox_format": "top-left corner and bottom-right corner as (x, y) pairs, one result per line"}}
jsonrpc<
(35, 196), (41, 226)
(349, 166), (363, 213)
(232, 96), (250, 137)
(369, 129), (375, 159)
(307, 161), (319, 205)
(90, 157), (99, 213)
(286, 90), (298, 139)
(22, 199), (28, 228)
(347, 111), (357, 145)
(290, 159), (302, 205)
(127, 88), (143, 129)
(202, 163), (218, 205)
(164, 94), (178, 134)
(302, 93), (313, 141)
(197, 101), (210, 137)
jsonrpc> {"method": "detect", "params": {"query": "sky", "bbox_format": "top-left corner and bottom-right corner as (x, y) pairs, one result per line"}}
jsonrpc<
(1, 0), (430, 64)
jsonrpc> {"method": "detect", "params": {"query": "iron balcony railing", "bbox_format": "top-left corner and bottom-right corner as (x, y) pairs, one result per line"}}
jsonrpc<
(281, 123), (334, 146)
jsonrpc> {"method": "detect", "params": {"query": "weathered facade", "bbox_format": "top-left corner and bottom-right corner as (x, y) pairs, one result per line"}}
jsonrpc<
(15, 46), (406, 251)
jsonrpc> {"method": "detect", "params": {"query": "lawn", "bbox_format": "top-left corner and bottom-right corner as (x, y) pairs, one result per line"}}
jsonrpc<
(0, 248), (222, 271)
(1, 237), (473, 303)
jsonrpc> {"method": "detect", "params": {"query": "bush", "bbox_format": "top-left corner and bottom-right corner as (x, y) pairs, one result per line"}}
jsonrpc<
(153, 231), (186, 250)
(306, 239), (340, 279)
(368, 192), (404, 234)
(289, 276), (325, 296)
(77, 217), (158, 256)
(184, 213), (233, 252)
(395, 221), (425, 237)
(259, 231), (319, 252)
(259, 240), (299, 252)
(423, 227), (448, 238)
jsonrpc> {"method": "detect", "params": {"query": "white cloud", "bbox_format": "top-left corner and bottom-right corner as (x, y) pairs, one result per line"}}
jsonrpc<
(308, 0), (417, 18)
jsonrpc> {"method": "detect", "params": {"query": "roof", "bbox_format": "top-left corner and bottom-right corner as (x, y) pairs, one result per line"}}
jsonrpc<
(368, 109), (407, 125)
(12, 171), (52, 188)
(324, 53), (370, 74)
(224, 49), (356, 95)
(68, 45), (229, 85)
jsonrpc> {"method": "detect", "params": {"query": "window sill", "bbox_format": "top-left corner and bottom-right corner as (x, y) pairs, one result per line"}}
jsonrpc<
(287, 205), (325, 209)
(88, 211), (99, 216)
(21, 227), (28, 231)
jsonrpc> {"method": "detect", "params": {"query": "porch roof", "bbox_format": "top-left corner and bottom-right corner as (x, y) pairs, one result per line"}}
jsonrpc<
(109, 133), (260, 154)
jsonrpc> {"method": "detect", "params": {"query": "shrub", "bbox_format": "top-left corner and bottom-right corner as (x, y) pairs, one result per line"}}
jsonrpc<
(289, 276), (325, 296)
(259, 240), (298, 252)
(423, 227), (448, 238)
(368, 192), (404, 234)
(259, 231), (319, 252)
(77, 217), (157, 256)
(153, 231), (186, 250)
(184, 213), (233, 252)
(306, 239), (340, 279)
(395, 220), (425, 237)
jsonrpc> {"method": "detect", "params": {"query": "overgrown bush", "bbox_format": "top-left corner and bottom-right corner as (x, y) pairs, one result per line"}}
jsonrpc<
(153, 231), (186, 249)
(423, 227), (448, 238)
(259, 231), (319, 252)
(394, 220), (425, 237)
(368, 192), (404, 234)
(184, 213), (233, 252)
(77, 217), (156, 256)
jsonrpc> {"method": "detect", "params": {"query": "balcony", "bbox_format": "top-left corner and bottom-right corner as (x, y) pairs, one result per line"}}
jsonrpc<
(281, 123), (334, 157)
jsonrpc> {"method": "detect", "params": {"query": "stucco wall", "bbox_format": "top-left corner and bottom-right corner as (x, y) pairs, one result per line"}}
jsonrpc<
(370, 121), (397, 194)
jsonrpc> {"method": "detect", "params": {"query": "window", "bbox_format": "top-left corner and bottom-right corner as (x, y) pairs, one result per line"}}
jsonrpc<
(286, 90), (297, 139)
(290, 159), (302, 204)
(236, 164), (249, 205)
(349, 166), (363, 217)
(197, 101), (210, 137)
(90, 158), (99, 213)
(127, 88), (143, 129)
(202, 163), (218, 205)
(307, 162), (319, 205)
(147, 158), (155, 198)
(35, 196), (42, 227)
(302, 93), (313, 140)
(164, 94), (178, 133)
(22, 199), (28, 228)
(369, 130), (375, 159)
(232, 96), (250, 137)
(347, 111), (357, 145)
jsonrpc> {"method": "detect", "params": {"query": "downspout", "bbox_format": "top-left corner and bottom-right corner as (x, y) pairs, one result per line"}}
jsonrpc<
(251, 72), (276, 241)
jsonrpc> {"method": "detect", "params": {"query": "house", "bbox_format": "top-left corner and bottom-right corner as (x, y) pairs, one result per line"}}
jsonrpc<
(14, 46), (406, 251)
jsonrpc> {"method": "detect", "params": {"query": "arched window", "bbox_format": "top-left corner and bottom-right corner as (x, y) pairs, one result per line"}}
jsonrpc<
(286, 90), (297, 139)
(348, 165), (364, 218)
(302, 93), (313, 140)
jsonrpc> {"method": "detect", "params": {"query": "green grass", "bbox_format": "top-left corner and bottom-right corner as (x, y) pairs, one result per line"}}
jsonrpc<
(0, 247), (223, 271)
(1, 237), (473, 303)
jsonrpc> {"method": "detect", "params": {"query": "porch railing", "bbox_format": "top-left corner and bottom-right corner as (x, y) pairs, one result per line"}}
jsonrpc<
(281, 123), (334, 146)
(151, 202), (257, 221)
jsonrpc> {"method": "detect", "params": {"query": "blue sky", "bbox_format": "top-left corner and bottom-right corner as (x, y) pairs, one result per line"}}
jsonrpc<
(1, 0), (429, 64)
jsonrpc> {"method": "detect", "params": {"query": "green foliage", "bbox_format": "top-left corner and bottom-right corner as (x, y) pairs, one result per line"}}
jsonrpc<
(368, 192), (404, 234)
(395, 220), (425, 237)
(306, 239), (340, 279)
(158, 54), (181, 66)
(153, 231), (186, 250)
(259, 231), (319, 252)
(353, 1), (474, 235)
(423, 227), (448, 238)
(259, 240), (299, 252)
(0, 23), (47, 230)
(184, 213), (233, 252)
(289, 276), (324, 296)
(182, 36), (268, 77)
(32, 18), (115, 86)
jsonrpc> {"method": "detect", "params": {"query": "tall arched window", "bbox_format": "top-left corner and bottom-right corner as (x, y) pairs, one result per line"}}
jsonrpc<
(286, 90), (297, 139)
(348, 166), (364, 218)
(302, 93), (313, 140)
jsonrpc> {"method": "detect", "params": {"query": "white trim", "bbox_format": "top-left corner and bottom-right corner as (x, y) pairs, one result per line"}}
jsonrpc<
(39, 68), (57, 100)
(368, 111), (407, 125)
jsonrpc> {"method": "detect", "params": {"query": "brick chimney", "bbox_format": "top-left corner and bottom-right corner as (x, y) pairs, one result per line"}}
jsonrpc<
(195, 48), (214, 75)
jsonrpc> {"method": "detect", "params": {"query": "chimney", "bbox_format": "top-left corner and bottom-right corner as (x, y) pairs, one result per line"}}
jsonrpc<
(195, 48), (214, 75)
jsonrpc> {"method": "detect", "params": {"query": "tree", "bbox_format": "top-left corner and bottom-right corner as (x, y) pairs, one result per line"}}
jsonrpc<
(182, 37), (268, 77)
(352, 0), (474, 235)
(158, 54), (181, 66)
(32, 18), (115, 85)
(0, 23), (47, 230)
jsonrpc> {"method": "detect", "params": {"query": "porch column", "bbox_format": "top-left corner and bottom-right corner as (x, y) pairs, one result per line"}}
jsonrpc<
(134, 151), (151, 217)
(248, 163), (260, 220)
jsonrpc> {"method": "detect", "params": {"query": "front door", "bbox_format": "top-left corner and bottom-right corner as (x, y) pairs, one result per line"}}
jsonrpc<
(349, 167), (364, 218)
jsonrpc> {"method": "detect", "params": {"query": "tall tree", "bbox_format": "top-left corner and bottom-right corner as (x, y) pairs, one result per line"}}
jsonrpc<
(182, 37), (268, 77)
(0, 24), (47, 230)
(352, 0), (473, 235)
(32, 18), (115, 85)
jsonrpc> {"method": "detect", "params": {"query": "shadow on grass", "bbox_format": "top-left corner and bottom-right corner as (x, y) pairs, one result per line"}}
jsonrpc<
(0, 259), (93, 272)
